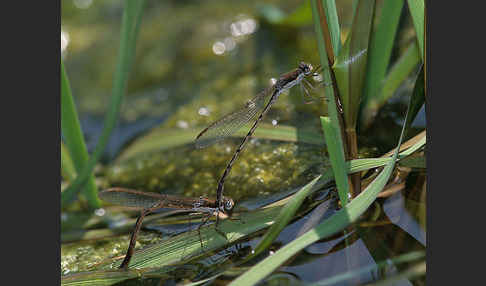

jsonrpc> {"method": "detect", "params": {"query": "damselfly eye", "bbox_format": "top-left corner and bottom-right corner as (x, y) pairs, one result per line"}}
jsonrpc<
(299, 62), (312, 75)
(224, 198), (234, 211)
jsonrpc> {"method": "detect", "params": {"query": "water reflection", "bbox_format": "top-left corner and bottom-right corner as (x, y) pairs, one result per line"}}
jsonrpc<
(73, 0), (93, 9)
(198, 107), (210, 116)
(230, 17), (258, 37)
(61, 29), (69, 56)
(176, 120), (189, 129)
(383, 191), (426, 246)
(212, 41), (226, 55)
(212, 15), (258, 55)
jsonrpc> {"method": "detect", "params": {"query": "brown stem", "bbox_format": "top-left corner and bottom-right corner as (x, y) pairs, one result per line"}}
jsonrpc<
(316, 0), (335, 65)
(346, 128), (360, 197)
(316, 0), (359, 200)
(119, 209), (151, 269)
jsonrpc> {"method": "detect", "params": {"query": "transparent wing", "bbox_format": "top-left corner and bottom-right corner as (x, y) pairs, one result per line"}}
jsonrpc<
(195, 86), (274, 149)
(99, 188), (163, 209)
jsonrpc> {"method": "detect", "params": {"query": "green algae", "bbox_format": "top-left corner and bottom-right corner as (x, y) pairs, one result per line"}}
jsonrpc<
(106, 140), (329, 201)
(61, 231), (162, 275)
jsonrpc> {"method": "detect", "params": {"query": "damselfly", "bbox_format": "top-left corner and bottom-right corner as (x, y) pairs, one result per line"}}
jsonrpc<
(195, 62), (323, 224)
(98, 188), (235, 269)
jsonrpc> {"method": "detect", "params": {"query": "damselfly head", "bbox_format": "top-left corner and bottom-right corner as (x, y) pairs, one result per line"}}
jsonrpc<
(298, 61), (313, 76)
(222, 197), (235, 213)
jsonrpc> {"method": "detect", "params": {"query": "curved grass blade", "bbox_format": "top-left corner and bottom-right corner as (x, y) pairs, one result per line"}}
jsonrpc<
(117, 123), (324, 161)
(404, 65), (424, 135)
(61, 0), (146, 207)
(362, 0), (404, 111)
(252, 175), (322, 255)
(398, 155), (425, 169)
(259, 1), (312, 27)
(329, 0), (376, 197)
(361, 41), (421, 127)
(321, 116), (349, 205)
(61, 269), (141, 286)
(311, 0), (350, 199)
(320, 0), (341, 57)
(407, 0), (425, 61)
(61, 141), (77, 182)
(333, 0), (375, 129)
(61, 60), (100, 207)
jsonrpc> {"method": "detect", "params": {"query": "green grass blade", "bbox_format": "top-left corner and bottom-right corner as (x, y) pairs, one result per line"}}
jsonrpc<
(346, 158), (391, 173)
(61, 0), (146, 207)
(117, 123), (324, 161)
(361, 41), (420, 126)
(362, 0), (404, 109)
(61, 141), (77, 182)
(252, 175), (322, 255)
(61, 60), (100, 207)
(398, 134), (425, 157)
(321, 0), (341, 56)
(275, 1), (312, 26)
(310, 0), (345, 130)
(407, 0), (424, 61)
(404, 65), (424, 134)
(321, 116), (349, 205)
(311, 0), (349, 200)
(333, 0), (375, 129)
(62, 270), (141, 286)
(398, 155), (425, 169)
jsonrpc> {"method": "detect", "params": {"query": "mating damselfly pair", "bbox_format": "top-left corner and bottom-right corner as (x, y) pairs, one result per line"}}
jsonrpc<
(99, 62), (326, 269)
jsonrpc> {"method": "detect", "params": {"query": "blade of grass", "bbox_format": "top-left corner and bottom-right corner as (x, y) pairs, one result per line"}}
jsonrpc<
(273, 1), (312, 26)
(252, 175), (322, 255)
(361, 41), (420, 127)
(362, 0), (404, 110)
(61, 270), (141, 286)
(321, 116), (349, 205)
(335, 0), (375, 129)
(381, 130), (425, 158)
(398, 155), (425, 169)
(403, 65), (424, 135)
(61, 141), (77, 182)
(407, 0), (424, 61)
(117, 123), (324, 161)
(320, 0), (341, 56)
(311, 0), (350, 200)
(229, 85), (413, 286)
(61, 60), (100, 207)
(331, 0), (375, 197)
(61, 0), (146, 207)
